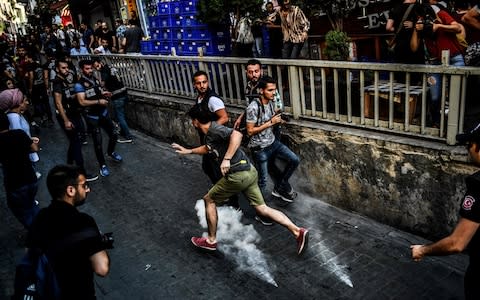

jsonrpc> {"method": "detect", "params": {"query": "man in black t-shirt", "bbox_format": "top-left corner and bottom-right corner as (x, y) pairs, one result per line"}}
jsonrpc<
(411, 122), (480, 300)
(172, 105), (309, 256)
(0, 113), (39, 228)
(27, 165), (110, 300)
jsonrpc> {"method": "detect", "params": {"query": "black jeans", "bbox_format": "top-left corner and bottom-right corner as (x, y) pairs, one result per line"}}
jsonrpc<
(85, 114), (117, 166)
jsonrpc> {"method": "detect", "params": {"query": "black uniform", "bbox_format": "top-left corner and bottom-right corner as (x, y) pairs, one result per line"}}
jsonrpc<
(460, 171), (480, 300)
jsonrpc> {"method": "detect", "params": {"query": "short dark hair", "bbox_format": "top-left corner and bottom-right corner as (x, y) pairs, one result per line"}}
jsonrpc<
(92, 57), (102, 64)
(55, 57), (69, 68)
(0, 112), (9, 131)
(193, 70), (208, 82)
(188, 104), (211, 124)
(47, 165), (85, 201)
(246, 59), (261, 69)
(79, 59), (93, 69)
(257, 75), (277, 89)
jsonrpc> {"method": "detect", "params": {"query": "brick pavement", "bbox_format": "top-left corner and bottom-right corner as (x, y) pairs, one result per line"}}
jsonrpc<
(0, 122), (469, 300)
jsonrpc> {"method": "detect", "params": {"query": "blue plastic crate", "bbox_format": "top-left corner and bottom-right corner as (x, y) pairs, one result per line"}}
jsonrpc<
(160, 28), (173, 41)
(150, 28), (161, 40)
(182, 15), (199, 27)
(181, 27), (209, 40)
(141, 40), (155, 54)
(158, 2), (170, 15)
(194, 27), (210, 39)
(171, 15), (183, 27)
(148, 16), (161, 28)
(154, 40), (172, 54)
(158, 16), (172, 27)
(183, 0), (198, 14)
(171, 1), (182, 14)
(173, 28), (183, 40)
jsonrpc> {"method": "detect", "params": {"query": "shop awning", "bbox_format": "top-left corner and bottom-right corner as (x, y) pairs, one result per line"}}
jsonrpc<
(50, 0), (69, 11)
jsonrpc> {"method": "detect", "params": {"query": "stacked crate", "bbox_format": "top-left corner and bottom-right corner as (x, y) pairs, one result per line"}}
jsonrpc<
(143, 0), (230, 56)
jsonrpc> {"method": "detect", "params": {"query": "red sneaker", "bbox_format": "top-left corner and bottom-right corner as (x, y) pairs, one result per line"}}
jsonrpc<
(296, 228), (309, 255)
(191, 237), (217, 251)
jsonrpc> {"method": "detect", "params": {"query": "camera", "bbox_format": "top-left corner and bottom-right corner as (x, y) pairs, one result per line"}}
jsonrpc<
(101, 232), (114, 249)
(275, 110), (290, 122)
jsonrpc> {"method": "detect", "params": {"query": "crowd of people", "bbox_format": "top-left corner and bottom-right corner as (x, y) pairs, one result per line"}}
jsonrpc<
(386, 0), (480, 127)
(233, 0), (310, 59)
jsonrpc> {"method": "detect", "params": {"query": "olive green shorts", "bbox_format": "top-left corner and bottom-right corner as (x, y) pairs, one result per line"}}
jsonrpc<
(208, 166), (265, 207)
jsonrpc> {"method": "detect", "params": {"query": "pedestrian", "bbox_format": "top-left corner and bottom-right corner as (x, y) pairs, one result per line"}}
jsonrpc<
(74, 60), (123, 177)
(386, 0), (425, 80)
(115, 19), (127, 54)
(26, 164), (111, 299)
(246, 76), (299, 203)
(191, 70), (241, 208)
(268, 0), (310, 59)
(93, 58), (133, 143)
(0, 112), (39, 229)
(53, 57), (98, 182)
(2, 88), (42, 179)
(265, 1), (283, 58)
(25, 52), (54, 127)
(124, 19), (144, 54)
(97, 22), (117, 53)
(172, 105), (309, 255)
(411, 122), (480, 300)
(70, 38), (89, 56)
(79, 21), (95, 52)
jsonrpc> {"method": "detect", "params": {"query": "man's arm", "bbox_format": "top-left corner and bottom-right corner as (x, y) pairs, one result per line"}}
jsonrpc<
(90, 250), (110, 277)
(215, 108), (229, 125)
(411, 217), (480, 261)
(53, 90), (73, 130)
(246, 113), (283, 137)
(171, 143), (208, 155)
(219, 130), (243, 176)
(386, 19), (395, 32)
(76, 91), (108, 107)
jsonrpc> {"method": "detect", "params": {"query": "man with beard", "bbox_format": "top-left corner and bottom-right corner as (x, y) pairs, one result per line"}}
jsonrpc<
(53, 58), (98, 182)
(26, 165), (110, 299)
(74, 60), (122, 177)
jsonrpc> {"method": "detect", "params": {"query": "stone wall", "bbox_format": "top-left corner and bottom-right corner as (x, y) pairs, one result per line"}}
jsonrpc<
(126, 91), (475, 240)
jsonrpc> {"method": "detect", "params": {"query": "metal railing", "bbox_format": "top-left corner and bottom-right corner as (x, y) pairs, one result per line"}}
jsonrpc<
(76, 54), (480, 145)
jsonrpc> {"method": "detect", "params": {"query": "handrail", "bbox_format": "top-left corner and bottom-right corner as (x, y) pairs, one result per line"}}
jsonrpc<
(74, 54), (480, 145)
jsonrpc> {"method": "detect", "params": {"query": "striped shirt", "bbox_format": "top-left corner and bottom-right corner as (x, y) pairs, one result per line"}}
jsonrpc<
(269, 6), (310, 43)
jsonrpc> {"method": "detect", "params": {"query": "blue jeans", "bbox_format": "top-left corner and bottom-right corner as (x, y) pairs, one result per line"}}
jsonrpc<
(112, 95), (132, 138)
(252, 139), (300, 195)
(429, 54), (465, 123)
(6, 182), (40, 229)
(252, 37), (263, 58)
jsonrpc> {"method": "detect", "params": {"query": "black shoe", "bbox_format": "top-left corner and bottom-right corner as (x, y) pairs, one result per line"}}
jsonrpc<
(255, 215), (274, 226)
(272, 188), (297, 203)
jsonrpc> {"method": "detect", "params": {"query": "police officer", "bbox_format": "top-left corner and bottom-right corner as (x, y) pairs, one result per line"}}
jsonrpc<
(411, 123), (480, 300)
(53, 58), (98, 182)
(74, 60), (122, 177)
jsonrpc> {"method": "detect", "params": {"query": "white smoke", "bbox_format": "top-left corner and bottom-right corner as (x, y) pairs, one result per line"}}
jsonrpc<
(194, 200), (278, 287)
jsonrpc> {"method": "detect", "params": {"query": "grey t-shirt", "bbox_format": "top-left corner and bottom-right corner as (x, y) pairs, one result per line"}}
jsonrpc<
(125, 26), (144, 53)
(205, 122), (251, 173)
(246, 99), (275, 148)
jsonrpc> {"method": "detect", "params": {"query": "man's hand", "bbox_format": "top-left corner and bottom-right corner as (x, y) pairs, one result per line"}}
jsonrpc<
(220, 159), (230, 176)
(410, 245), (425, 261)
(102, 91), (112, 98)
(64, 120), (74, 130)
(233, 115), (243, 130)
(171, 143), (190, 155)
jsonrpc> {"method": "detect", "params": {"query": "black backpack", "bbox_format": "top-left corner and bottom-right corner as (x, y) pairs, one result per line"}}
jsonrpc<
(238, 98), (264, 147)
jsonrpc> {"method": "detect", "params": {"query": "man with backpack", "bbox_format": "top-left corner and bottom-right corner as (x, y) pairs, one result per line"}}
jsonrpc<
(246, 76), (300, 203)
(21, 164), (111, 299)
(172, 105), (309, 255)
